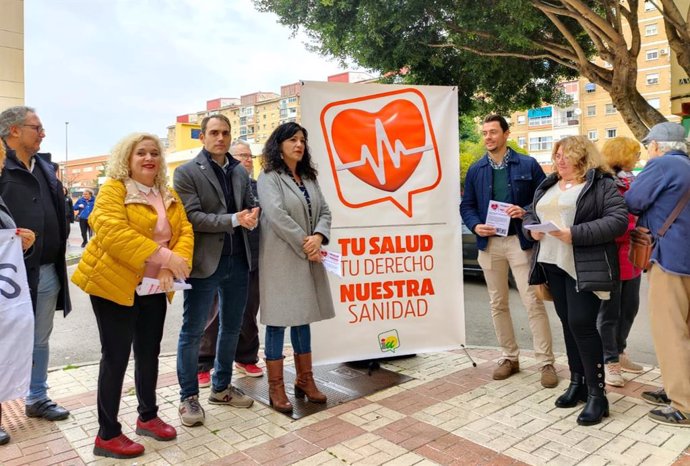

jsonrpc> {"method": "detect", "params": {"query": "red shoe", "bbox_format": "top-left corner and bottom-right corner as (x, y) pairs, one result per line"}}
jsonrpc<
(235, 362), (264, 377)
(93, 434), (145, 459)
(198, 370), (211, 388)
(136, 417), (177, 441)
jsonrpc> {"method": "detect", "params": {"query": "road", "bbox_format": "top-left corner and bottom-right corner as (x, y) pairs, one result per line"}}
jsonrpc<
(51, 227), (658, 368)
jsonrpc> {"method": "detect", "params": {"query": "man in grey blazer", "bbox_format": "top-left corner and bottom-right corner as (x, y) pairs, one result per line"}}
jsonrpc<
(173, 114), (260, 427)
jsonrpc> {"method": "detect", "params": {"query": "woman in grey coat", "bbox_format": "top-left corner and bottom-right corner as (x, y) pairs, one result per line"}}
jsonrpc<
(257, 122), (335, 413)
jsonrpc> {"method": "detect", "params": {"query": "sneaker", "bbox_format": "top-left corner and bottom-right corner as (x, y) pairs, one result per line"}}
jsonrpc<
(178, 395), (205, 427)
(641, 387), (672, 406)
(93, 433), (144, 459)
(648, 405), (690, 427)
(619, 353), (644, 373)
(0, 426), (9, 445)
(235, 362), (264, 377)
(198, 370), (211, 388)
(605, 362), (625, 387)
(540, 364), (559, 388)
(25, 399), (70, 421)
(492, 359), (519, 380)
(208, 386), (254, 408)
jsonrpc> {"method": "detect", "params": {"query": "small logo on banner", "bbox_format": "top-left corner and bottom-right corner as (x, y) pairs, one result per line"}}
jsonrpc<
(320, 88), (442, 217)
(378, 329), (400, 353)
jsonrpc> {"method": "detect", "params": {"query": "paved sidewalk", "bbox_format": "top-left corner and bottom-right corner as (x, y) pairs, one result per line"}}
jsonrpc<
(1, 348), (688, 465)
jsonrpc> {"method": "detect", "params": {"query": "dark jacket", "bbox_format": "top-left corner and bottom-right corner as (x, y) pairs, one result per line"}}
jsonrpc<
(461, 148), (546, 251)
(0, 146), (72, 315)
(524, 169), (628, 292)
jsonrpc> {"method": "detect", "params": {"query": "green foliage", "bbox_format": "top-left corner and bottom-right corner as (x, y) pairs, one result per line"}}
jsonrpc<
(253, 0), (579, 115)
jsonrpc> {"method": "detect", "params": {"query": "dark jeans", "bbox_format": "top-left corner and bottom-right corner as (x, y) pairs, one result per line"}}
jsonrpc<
(542, 263), (605, 389)
(91, 293), (166, 440)
(597, 275), (642, 363)
(177, 254), (248, 400)
(265, 325), (311, 361)
(197, 269), (260, 372)
(79, 218), (91, 243)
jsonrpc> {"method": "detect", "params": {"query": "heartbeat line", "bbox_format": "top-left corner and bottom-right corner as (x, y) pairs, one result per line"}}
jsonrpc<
(336, 118), (432, 185)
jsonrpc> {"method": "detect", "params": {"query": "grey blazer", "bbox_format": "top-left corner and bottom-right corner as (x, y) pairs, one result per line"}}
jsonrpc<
(173, 151), (256, 279)
(257, 170), (335, 327)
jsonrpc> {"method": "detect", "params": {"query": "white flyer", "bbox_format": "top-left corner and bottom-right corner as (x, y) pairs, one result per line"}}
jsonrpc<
(320, 249), (343, 278)
(486, 200), (512, 236)
(524, 221), (561, 233)
(135, 277), (192, 296)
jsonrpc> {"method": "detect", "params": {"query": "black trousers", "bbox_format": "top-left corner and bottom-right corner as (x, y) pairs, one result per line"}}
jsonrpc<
(91, 293), (166, 440)
(79, 218), (91, 243)
(542, 263), (605, 389)
(198, 269), (260, 371)
(597, 275), (642, 363)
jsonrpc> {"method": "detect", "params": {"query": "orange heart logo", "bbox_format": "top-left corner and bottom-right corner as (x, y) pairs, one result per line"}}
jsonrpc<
(331, 99), (428, 192)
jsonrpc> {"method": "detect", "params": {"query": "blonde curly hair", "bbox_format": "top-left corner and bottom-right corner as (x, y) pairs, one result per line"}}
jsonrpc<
(552, 136), (610, 181)
(107, 133), (167, 190)
(601, 137), (640, 172)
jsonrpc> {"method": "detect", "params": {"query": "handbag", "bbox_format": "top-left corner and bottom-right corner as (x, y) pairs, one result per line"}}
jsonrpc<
(535, 283), (553, 301)
(629, 187), (690, 270)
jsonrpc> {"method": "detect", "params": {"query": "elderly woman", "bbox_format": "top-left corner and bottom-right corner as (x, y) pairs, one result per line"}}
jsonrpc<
(72, 133), (193, 459)
(0, 142), (36, 446)
(524, 136), (627, 426)
(258, 122), (335, 413)
(598, 137), (644, 387)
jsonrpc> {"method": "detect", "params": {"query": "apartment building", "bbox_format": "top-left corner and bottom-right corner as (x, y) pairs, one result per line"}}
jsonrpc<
(60, 154), (109, 191)
(510, 0), (682, 166)
(0, 0), (24, 110)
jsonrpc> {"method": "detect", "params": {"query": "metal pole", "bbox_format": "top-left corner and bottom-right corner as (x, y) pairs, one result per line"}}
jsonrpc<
(64, 121), (69, 186)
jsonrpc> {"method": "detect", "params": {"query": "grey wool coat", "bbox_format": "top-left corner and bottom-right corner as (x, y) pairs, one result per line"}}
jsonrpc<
(257, 170), (335, 327)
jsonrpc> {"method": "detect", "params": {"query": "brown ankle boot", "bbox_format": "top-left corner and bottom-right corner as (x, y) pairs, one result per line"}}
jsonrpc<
(265, 358), (292, 413)
(293, 353), (327, 403)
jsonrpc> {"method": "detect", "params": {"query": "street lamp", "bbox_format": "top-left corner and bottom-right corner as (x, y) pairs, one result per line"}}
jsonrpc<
(64, 121), (69, 187)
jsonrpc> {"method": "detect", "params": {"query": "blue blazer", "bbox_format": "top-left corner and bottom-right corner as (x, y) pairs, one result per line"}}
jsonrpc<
(460, 148), (546, 251)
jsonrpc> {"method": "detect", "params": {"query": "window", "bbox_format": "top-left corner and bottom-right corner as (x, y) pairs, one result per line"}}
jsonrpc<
(529, 136), (553, 152)
(606, 128), (617, 138)
(517, 115), (526, 125)
(517, 136), (526, 148)
(83, 167), (93, 173)
(585, 82), (596, 93)
(644, 1), (655, 11)
(645, 23), (658, 36)
(72, 168), (81, 174)
(646, 73), (660, 85)
(588, 130), (598, 140)
(587, 105), (596, 116)
(647, 97), (661, 109)
(605, 103), (617, 114)
(646, 49), (659, 60)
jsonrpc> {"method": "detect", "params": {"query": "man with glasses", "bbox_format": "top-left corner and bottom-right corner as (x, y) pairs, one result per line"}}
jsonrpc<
(173, 115), (259, 427)
(196, 140), (264, 388)
(0, 106), (72, 421)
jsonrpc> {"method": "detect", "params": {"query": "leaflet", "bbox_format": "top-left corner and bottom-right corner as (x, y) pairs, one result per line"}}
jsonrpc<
(486, 200), (511, 236)
(524, 221), (561, 233)
(320, 249), (343, 278)
(136, 277), (192, 296)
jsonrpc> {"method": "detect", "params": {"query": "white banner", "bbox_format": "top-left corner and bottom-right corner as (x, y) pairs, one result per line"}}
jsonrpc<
(0, 229), (34, 402)
(302, 81), (465, 364)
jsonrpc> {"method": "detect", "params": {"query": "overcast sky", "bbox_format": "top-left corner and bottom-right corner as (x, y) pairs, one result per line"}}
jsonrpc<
(25, 0), (349, 161)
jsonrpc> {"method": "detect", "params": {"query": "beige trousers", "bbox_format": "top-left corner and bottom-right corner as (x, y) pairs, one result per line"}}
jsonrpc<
(477, 236), (554, 366)
(648, 265), (690, 413)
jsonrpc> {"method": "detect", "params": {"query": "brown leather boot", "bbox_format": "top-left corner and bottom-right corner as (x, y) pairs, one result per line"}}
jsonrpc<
(265, 358), (292, 413)
(293, 353), (327, 403)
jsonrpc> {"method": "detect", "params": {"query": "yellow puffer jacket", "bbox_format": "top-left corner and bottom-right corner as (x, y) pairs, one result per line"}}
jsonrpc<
(72, 178), (194, 306)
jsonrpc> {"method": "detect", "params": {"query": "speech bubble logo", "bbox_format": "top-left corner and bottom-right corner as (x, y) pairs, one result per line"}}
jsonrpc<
(321, 88), (441, 217)
(378, 329), (400, 353)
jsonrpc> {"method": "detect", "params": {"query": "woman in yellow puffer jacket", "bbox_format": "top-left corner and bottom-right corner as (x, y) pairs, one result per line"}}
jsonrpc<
(72, 133), (193, 460)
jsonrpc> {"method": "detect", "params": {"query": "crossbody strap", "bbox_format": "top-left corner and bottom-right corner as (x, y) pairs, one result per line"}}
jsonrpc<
(658, 187), (690, 237)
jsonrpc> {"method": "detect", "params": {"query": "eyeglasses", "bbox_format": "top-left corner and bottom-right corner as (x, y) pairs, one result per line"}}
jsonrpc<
(233, 154), (252, 160)
(23, 125), (45, 134)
